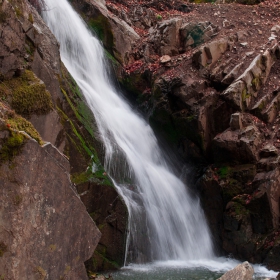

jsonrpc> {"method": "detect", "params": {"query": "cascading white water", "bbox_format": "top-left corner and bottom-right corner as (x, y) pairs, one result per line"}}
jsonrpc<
(43, 0), (214, 264)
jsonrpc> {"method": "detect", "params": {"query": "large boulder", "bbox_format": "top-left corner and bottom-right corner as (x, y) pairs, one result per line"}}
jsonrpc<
(212, 124), (262, 163)
(218, 261), (254, 280)
(0, 137), (100, 279)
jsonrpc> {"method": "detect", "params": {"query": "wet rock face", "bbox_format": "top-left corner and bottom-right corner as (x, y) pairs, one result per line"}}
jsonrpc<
(107, 0), (280, 268)
(78, 182), (128, 271)
(70, 0), (139, 64)
(0, 140), (100, 279)
(0, 0), (128, 276)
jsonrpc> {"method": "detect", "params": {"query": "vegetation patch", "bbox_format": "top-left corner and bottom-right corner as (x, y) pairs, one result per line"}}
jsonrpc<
(0, 131), (26, 162)
(35, 266), (47, 280)
(0, 70), (53, 116)
(7, 115), (43, 145)
(88, 15), (114, 54)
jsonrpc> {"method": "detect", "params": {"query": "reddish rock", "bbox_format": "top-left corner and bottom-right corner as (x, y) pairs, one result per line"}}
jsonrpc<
(0, 140), (100, 279)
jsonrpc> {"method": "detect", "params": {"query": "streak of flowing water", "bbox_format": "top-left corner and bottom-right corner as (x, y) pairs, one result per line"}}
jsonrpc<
(43, 0), (214, 264)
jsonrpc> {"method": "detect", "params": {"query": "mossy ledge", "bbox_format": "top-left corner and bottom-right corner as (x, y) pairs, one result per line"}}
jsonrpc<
(0, 70), (53, 116)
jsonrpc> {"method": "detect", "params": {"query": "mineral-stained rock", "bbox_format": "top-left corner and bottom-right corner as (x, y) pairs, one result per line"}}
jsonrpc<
(180, 21), (218, 50)
(218, 261), (254, 280)
(0, 140), (101, 279)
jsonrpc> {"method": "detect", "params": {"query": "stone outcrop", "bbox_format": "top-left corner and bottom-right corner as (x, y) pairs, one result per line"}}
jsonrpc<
(223, 43), (280, 111)
(69, 0), (140, 64)
(0, 106), (100, 279)
(149, 18), (182, 56)
(218, 261), (254, 280)
(0, 0), (64, 149)
(180, 21), (219, 51)
(0, 0), (128, 276)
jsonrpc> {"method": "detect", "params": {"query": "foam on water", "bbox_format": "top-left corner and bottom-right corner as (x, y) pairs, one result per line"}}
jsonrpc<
(119, 258), (278, 279)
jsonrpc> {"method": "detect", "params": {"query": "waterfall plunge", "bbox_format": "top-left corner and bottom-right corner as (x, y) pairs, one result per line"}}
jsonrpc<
(43, 0), (214, 264)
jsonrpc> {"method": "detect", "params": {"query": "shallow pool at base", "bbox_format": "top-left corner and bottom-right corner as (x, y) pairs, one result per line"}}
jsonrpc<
(112, 266), (223, 280)
(110, 259), (278, 280)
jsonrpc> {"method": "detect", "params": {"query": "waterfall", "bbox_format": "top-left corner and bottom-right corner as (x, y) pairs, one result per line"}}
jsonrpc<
(43, 0), (214, 264)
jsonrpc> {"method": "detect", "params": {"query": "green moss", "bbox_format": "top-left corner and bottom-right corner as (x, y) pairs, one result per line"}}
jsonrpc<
(71, 170), (93, 185)
(71, 164), (113, 187)
(218, 166), (229, 179)
(251, 76), (261, 91)
(60, 67), (97, 138)
(36, 266), (47, 280)
(57, 107), (97, 159)
(242, 88), (248, 101)
(93, 169), (113, 187)
(12, 71), (53, 115)
(28, 13), (34, 23)
(0, 131), (26, 162)
(88, 15), (114, 54)
(258, 100), (265, 110)
(14, 6), (22, 18)
(0, 70), (53, 116)
(156, 14), (162, 20)
(0, 242), (7, 257)
(8, 115), (43, 145)
(105, 50), (119, 66)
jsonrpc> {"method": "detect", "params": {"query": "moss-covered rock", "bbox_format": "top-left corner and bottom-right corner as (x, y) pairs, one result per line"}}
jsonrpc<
(58, 64), (127, 272)
(0, 70), (53, 116)
(0, 131), (25, 162)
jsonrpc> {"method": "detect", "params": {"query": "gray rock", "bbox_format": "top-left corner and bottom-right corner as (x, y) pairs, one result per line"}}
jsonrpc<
(160, 55), (171, 64)
(223, 44), (280, 111)
(271, 25), (280, 34)
(180, 21), (218, 51)
(260, 144), (278, 158)
(0, 140), (101, 279)
(150, 18), (182, 56)
(218, 261), (254, 280)
(230, 112), (243, 131)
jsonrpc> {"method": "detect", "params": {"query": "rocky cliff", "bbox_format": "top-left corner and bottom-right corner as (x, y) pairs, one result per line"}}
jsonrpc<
(71, 0), (280, 270)
(0, 0), (127, 278)
(1, 0), (280, 277)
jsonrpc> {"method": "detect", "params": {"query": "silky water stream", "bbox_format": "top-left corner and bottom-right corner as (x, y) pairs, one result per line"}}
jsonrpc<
(42, 1), (278, 278)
